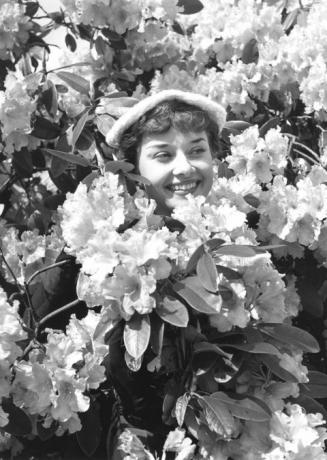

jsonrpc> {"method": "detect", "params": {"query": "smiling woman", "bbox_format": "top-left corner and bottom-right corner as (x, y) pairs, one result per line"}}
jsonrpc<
(106, 89), (226, 214)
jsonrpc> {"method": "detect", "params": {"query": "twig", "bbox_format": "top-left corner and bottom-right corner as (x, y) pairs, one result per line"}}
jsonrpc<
(37, 298), (80, 331)
(26, 259), (71, 286)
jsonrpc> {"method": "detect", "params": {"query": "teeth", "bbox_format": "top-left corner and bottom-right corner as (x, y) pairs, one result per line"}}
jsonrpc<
(169, 182), (197, 192)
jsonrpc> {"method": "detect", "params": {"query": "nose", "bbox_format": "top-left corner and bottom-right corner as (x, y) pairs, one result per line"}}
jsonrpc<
(173, 151), (194, 176)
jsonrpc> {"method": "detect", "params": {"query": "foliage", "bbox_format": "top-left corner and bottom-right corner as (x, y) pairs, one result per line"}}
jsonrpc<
(1, 0), (327, 459)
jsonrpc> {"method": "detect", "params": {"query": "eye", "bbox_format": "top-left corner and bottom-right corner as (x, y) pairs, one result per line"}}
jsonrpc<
(189, 148), (205, 156)
(154, 151), (173, 161)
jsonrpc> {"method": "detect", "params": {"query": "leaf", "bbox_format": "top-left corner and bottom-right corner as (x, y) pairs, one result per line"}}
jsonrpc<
(199, 396), (235, 437)
(260, 354), (299, 382)
(76, 400), (102, 457)
(31, 116), (61, 139)
(283, 8), (300, 32)
(150, 314), (165, 355)
(12, 149), (33, 177)
(268, 89), (287, 112)
(125, 172), (152, 186)
(299, 371), (327, 398)
(37, 420), (57, 441)
(72, 109), (90, 149)
(25, 2), (39, 16)
(226, 342), (281, 356)
(42, 80), (58, 117)
(175, 394), (191, 427)
(243, 193), (260, 208)
(185, 244), (205, 274)
(259, 117), (280, 137)
(193, 342), (232, 359)
(216, 265), (242, 280)
(123, 314), (151, 360)
(197, 252), (218, 292)
(241, 38), (259, 64)
(56, 71), (90, 96)
(192, 351), (218, 376)
(42, 148), (92, 167)
(214, 244), (257, 258)
(156, 296), (189, 327)
(210, 392), (270, 422)
(259, 324), (319, 353)
(223, 120), (252, 134)
(105, 160), (134, 174)
(292, 395), (327, 421)
(177, 0), (204, 14)
(2, 398), (32, 436)
(173, 278), (219, 314)
(96, 114), (115, 137)
(124, 351), (143, 372)
(297, 280), (324, 318)
(65, 33), (77, 52)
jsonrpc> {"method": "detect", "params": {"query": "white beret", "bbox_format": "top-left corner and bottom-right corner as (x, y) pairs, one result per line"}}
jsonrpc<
(105, 89), (226, 148)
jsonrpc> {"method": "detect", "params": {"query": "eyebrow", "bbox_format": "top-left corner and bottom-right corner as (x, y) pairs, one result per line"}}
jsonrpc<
(145, 137), (207, 149)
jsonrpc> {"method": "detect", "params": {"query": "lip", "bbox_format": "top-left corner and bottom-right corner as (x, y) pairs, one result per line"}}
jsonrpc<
(166, 180), (200, 195)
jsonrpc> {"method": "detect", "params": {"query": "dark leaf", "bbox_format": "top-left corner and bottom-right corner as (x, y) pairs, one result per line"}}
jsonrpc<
(223, 120), (252, 134)
(283, 8), (300, 32)
(105, 160), (134, 174)
(25, 2), (39, 17)
(260, 324), (319, 353)
(96, 114), (115, 136)
(297, 280), (324, 317)
(259, 117), (280, 137)
(300, 371), (327, 398)
(123, 314), (151, 360)
(193, 342), (232, 359)
(241, 38), (259, 64)
(77, 23), (93, 40)
(156, 296), (189, 327)
(37, 420), (57, 441)
(268, 90), (287, 112)
(65, 33), (77, 52)
(192, 351), (218, 375)
(197, 252), (218, 292)
(42, 80), (58, 117)
(175, 394), (190, 427)
(150, 314), (165, 356)
(291, 395), (327, 421)
(95, 36), (107, 55)
(124, 351), (143, 372)
(243, 193), (260, 208)
(125, 172), (152, 186)
(177, 0), (204, 14)
(50, 155), (69, 177)
(77, 400), (102, 457)
(31, 117), (61, 139)
(56, 71), (90, 96)
(216, 265), (242, 280)
(210, 392), (270, 421)
(2, 398), (32, 436)
(42, 148), (92, 167)
(224, 342), (280, 356)
(199, 396), (235, 437)
(173, 278), (218, 314)
(72, 109), (91, 148)
(12, 149), (33, 178)
(172, 21), (185, 35)
(185, 244), (205, 274)
(82, 171), (100, 189)
(56, 84), (69, 93)
(260, 354), (299, 382)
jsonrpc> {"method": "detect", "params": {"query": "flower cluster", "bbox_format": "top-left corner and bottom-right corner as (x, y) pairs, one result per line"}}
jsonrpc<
(0, 2), (32, 61)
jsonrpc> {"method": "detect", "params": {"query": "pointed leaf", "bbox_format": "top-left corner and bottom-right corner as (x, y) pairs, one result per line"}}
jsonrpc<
(241, 38), (259, 64)
(56, 71), (90, 96)
(72, 109), (90, 148)
(216, 265), (242, 280)
(124, 351), (143, 372)
(260, 354), (299, 382)
(31, 116), (61, 139)
(292, 395), (327, 421)
(210, 392), (270, 422)
(123, 314), (151, 360)
(197, 252), (218, 292)
(150, 314), (165, 355)
(42, 148), (92, 167)
(177, 0), (204, 14)
(173, 278), (219, 315)
(214, 244), (257, 258)
(76, 400), (102, 457)
(260, 324), (319, 353)
(225, 342), (281, 356)
(193, 342), (232, 359)
(65, 33), (77, 52)
(105, 160), (134, 174)
(2, 398), (32, 436)
(299, 371), (327, 398)
(156, 296), (189, 327)
(259, 117), (280, 137)
(223, 120), (252, 134)
(199, 396), (235, 437)
(185, 244), (205, 274)
(175, 394), (191, 427)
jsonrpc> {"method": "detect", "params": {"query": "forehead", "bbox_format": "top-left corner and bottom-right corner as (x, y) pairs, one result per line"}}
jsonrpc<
(139, 128), (209, 148)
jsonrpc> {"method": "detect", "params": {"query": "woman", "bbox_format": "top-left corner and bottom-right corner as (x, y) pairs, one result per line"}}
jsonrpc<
(105, 89), (226, 214)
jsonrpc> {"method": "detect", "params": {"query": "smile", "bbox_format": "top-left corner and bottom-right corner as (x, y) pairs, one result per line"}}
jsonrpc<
(167, 181), (199, 194)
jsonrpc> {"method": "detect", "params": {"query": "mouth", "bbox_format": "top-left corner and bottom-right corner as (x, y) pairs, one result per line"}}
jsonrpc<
(167, 180), (200, 195)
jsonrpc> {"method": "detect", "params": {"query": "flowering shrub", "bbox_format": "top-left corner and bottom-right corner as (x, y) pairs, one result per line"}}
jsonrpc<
(1, 0), (327, 459)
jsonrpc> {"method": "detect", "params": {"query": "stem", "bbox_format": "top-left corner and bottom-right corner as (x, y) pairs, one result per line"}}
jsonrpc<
(292, 148), (321, 166)
(26, 259), (70, 286)
(37, 298), (80, 331)
(293, 141), (321, 162)
(46, 62), (94, 74)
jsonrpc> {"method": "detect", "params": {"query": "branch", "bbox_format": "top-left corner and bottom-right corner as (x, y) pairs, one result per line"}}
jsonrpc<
(37, 298), (81, 332)
(26, 259), (71, 286)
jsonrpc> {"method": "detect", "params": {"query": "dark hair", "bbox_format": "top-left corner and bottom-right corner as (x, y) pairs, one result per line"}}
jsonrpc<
(119, 100), (221, 165)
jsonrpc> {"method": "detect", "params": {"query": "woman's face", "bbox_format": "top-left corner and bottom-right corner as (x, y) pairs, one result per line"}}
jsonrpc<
(137, 127), (214, 214)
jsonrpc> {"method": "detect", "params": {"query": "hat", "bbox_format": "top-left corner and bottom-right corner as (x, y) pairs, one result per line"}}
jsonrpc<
(105, 89), (226, 149)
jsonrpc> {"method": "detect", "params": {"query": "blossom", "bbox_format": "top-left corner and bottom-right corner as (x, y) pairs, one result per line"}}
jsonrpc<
(0, 2), (32, 60)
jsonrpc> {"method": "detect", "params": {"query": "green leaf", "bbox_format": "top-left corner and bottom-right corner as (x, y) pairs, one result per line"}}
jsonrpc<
(150, 314), (165, 356)
(42, 148), (92, 167)
(72, 109), (91, 149)
(197, 252), (218, 292)
(300, 371), (327, 398)
(260, 354), (299, 382)
(198, 396), (235, 437)
(65, 33), (77, 52)
(268, 89), (287, 112)
(216, 265), (242, 280)
(123, 314), (151, 360)
(37, 420), (57, 441)
(223, 120), (252, 134)
(175, 394), (191, 427)
(177, 0), (204, 14)
(214, 244), (257, 258)
(124, 351), (143, 372)
(173, 277), (219, 314)
(210, 392), (270, 422)
(291, 395), (327, 421)
(2, 398), (32, 436)
(283, 8), (300, 32)
(259, 117), (280, 137)
(76, 400), (102, 457)
(42, 80), (58, 117)
(156, 296), (189, 327)
(297, 280), (324, 318)
(25, 2), (39, 17)
(193, 342), (232, 359)
(243, 193), (260, 208)
(259, 324), (319, 353)
(105, 160), (134, 174)
(96, 114), (115, 137)
(125, 172), (152, 186)
(31, 116), (61, 139)
(225, 342), (281, 356)
(241, 38), (259, 64)
(185, 244), (205, 274)
(56, 71), (90, 96)
(12, 149), (33, 178)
